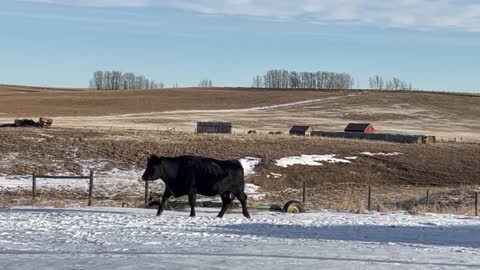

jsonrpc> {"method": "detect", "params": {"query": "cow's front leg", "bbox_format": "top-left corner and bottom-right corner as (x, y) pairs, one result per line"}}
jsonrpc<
(188, 192), (196, 217)
(157, 189), (172, 216)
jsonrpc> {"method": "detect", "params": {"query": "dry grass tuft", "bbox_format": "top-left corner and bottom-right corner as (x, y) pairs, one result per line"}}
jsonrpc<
(355, 200), (366, 214)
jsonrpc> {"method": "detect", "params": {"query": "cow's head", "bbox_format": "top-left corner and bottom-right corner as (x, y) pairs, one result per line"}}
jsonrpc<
(142, 154), (164, 181)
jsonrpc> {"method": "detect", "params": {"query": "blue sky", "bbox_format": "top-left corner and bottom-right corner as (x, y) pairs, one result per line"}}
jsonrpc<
(1, 0), (479, 91)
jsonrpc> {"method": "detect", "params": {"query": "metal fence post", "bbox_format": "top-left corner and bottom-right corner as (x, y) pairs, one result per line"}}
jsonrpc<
(145, 180), (149, 208)
(475, 191), (479, 217)
(88, 170), (94, 206)
(302, 181), (306, 204)
(32, 173), (36, 205)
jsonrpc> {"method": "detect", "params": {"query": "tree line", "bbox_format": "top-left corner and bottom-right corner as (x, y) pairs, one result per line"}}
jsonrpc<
(89, 70), (164, 90)
(368, 75), (413, 90)
(252, 69), (355, 89)
(88, 69), (415, 91)
(252, 69), (415, 90)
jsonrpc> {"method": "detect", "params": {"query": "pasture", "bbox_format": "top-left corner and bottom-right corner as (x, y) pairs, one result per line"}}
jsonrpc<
(1, 85), (479, 142)
(1, 127), (479, 214)
(1, 85), (480, 269)
(0, 86), (479, 214)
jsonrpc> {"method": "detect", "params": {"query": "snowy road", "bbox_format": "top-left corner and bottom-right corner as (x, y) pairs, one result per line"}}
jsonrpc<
(1, 207), (479, 270)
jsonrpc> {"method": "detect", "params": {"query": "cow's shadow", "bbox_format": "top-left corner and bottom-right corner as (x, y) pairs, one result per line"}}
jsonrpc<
(215, 222), (480, 248)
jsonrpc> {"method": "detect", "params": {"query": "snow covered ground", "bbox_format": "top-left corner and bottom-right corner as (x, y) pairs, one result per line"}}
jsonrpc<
(0, 207), (479, 270)
(0, 157), (266, 202)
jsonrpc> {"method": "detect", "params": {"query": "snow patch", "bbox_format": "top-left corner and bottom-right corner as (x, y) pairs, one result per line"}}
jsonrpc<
(269, 172), (283, 179)
(275, 154), (351, 168)
(0, 174), (32, 188)
(239, 157), (261, 177)
(38, 133), (55, 138)
(20, 136), (46, 142)
(360, 152), (402, 156)
(244, 183), (266, 200)
(102, 167), (145, 179)
(0, 153), (19, 167)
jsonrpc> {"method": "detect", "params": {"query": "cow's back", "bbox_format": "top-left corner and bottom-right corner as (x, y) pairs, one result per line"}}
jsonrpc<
(175, 156), (245, 196)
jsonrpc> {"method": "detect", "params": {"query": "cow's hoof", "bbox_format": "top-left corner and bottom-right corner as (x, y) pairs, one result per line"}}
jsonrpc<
(189, 214), (196, 218)
(216, 214), (224, 218)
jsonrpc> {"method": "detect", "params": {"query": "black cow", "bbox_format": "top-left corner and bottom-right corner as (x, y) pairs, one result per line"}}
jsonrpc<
(142, 155), (251, 219)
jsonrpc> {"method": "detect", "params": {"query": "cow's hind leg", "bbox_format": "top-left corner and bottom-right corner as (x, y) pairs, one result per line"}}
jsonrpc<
(157, 189), (172, 216)
(188, 193), (196, 217)
(217, 192), (233, 218)
(236, 192), (251, 219)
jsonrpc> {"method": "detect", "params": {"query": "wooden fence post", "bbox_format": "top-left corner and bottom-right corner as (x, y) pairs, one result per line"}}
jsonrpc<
(368, 186), (372, 211)
(88, 170), (94, 206)
(145, 180), (149, 208)
(302, 181), (306, 204)
(32, 173), (36, 205)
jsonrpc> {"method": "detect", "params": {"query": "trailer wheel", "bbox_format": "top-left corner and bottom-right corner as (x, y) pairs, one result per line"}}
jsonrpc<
(283, 200), (304, 213)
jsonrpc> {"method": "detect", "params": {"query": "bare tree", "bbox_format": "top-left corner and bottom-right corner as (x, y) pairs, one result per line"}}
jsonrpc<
(90, 71), (104, 90)
(369, 75), (384, 90)
(385, 77), (413, 90)
(198, 79), (213, 88)
(252, 75), (264, 88)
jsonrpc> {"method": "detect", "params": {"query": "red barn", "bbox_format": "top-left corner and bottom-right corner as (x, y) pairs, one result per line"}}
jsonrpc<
(344, 123), (375, 134)
(289, 125), (313, 136)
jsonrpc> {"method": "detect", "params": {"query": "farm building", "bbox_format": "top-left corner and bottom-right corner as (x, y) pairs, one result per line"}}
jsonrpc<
(196, 121), (232, 134)
(311, 131), (436, 144)
(289, 125), (313, 136)
(344, 123), (375, 134)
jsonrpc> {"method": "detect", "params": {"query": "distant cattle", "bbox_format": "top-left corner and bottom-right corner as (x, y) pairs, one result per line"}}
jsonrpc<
(142, 155), (251, 219)
(248, 130), (257, 135)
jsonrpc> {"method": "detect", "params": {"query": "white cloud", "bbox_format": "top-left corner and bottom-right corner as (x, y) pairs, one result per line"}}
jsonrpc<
(24, 0), (148, 7)
(20, 0), (480, 32)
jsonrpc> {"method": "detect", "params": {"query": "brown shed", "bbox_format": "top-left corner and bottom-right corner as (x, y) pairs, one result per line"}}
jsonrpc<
(196, 121), (232, 134)
(344, 123), (375, 134)
(289, 125), (313, 136)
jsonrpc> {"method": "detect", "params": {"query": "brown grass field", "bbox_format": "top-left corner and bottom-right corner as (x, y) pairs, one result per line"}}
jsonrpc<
(0, 85), (479, 214)
(1, 85), (479, 142)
